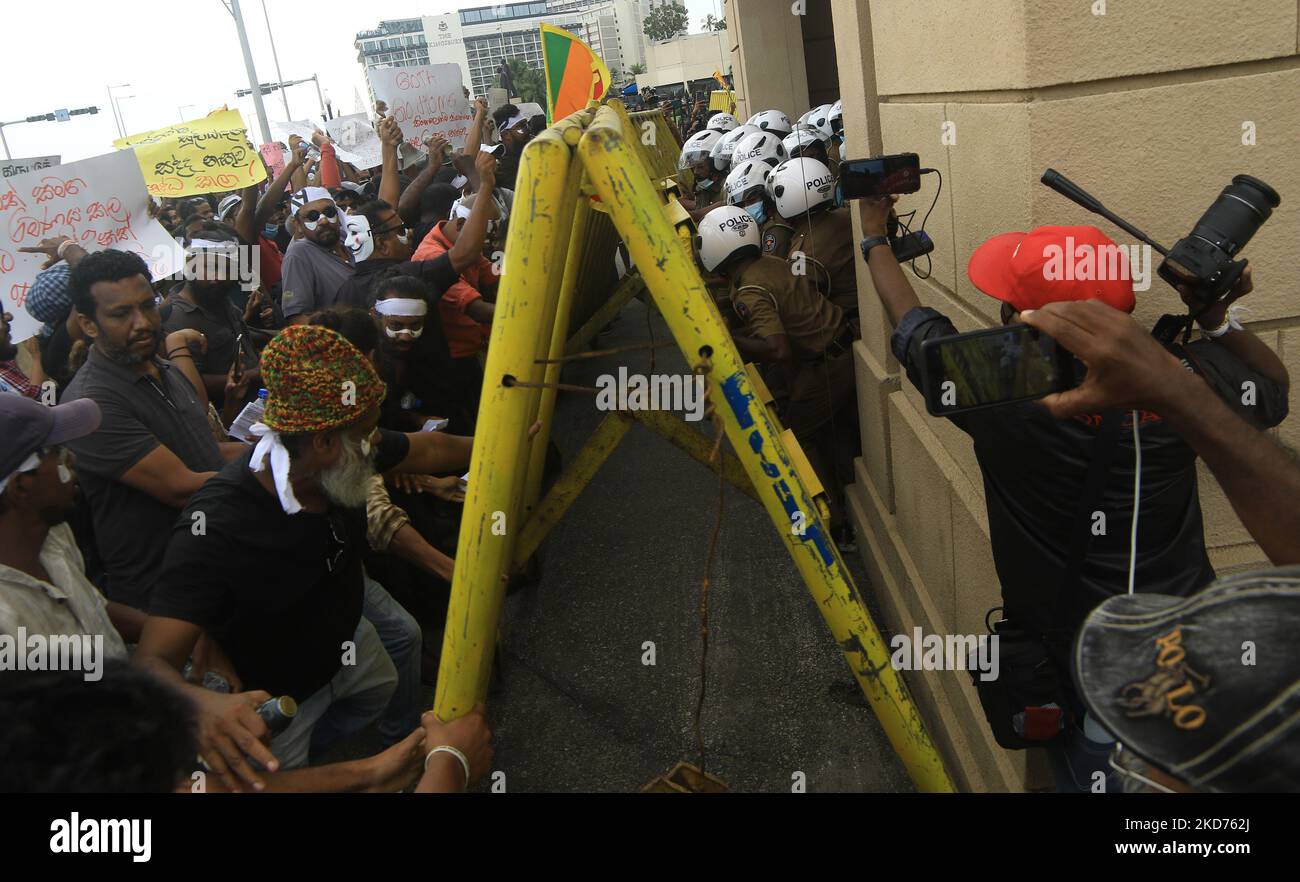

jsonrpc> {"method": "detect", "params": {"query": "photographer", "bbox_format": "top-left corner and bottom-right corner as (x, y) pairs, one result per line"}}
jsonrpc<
(1022, 300), (1299, 791)
(856, 195), (1288, 792)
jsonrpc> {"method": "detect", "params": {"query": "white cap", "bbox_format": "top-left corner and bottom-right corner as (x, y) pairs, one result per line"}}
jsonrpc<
(290, 186), (334, 216)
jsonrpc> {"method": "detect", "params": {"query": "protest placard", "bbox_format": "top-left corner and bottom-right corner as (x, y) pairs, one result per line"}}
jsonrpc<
(369, 63), (474, 151)
(0, 150), (185, 343)
(325, 114), (384, 169)
(272, 119), (321, 145)
(259, 142), (286, 180)
(114, 109), (266, 198)
(2, 155), (61, 179)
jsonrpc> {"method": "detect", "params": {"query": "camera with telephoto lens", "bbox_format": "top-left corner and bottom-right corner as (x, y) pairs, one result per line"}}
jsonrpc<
(1041, 169), (1281, 316)
(1157, 175), (1281, 310)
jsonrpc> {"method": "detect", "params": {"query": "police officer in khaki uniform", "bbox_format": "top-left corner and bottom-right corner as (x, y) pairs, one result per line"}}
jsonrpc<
(697, 204), (859, 542)
(770, 157), (859, 315)
(678, 130), (727, 222)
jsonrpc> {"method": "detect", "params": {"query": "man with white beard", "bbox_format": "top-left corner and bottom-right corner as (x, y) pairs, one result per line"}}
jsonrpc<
(136, 325), (482, 792)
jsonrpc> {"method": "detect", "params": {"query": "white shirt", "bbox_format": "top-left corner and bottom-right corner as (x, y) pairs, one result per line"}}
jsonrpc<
(0, 523), (129, 659)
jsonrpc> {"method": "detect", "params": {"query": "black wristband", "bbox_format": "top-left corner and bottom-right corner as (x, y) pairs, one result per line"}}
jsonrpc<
(860, 235), (891, 261)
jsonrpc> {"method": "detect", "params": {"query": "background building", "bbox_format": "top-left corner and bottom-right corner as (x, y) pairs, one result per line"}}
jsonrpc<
(356, 2), (647, 103)
(634, 30), (729, 93)
(723, 0), (1300, 792)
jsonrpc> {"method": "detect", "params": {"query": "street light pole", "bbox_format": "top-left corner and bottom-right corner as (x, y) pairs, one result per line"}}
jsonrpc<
(312, 74), (327, 120)
(115, 96), (135, 134)
(0, 125), (10, 160)
(261, 0), (292, 120)
(107, 83), (130, 138)
(226, 0), (273, 144)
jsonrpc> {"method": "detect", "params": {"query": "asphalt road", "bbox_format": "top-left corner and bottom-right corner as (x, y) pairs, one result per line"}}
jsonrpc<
(475, 296), (911, 793)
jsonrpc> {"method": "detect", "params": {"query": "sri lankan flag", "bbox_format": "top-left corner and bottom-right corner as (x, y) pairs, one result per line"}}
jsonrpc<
(540, 23), (612, 123)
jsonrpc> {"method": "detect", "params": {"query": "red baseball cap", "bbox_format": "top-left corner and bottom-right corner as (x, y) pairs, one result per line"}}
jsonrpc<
(967, 225), (1137, 313)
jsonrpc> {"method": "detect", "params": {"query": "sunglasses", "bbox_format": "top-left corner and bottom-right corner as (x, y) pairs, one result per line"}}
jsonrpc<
(301, 205), (340, 224)
(373, 221), (410, 238)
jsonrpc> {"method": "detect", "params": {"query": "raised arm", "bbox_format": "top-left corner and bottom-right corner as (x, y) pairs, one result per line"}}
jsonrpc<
(397, 135), (450, 226)
(857, 196), (920, 327)
(447, 151), (497, 274)
(376, 117), (403, 209)
(255, 149), (303, 229)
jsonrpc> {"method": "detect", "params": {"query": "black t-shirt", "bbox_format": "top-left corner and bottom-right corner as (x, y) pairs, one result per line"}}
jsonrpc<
(149, 430), (411, 700)
(892, 307), (1288, 651)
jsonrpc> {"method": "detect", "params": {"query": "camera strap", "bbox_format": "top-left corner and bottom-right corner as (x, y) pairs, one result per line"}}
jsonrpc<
(1056, 410), (1125, 646)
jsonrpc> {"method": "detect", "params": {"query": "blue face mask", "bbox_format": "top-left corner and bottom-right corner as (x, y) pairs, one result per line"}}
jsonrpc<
(263, 223), (279, 238)
(744, 202), (767, 224)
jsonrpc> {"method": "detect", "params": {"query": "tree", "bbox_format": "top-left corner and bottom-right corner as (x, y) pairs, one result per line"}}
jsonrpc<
(644, 3), (688, 42)
(496, 58), (546, 108)
(630, 63), (647, 75)
(702, 14), (727, 31)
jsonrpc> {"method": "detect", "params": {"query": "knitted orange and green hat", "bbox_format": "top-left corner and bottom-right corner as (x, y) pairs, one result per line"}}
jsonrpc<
(260, 325), (386, 434)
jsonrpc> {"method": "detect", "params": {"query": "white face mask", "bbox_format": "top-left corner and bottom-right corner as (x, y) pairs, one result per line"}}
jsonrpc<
(384, 325), (424, 340)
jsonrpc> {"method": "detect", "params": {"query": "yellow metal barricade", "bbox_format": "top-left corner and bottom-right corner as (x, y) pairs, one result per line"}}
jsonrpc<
(434, 101), (956, 793)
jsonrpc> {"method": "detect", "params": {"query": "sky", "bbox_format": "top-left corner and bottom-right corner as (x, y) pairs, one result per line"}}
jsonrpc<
(1, 0), (721, 164)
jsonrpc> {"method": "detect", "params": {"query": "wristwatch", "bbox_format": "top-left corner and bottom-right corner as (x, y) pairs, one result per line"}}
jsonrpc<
(860, 235), (891, 261)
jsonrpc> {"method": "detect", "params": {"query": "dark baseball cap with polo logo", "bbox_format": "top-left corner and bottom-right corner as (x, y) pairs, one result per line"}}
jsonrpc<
(1073, 567), (1300, 792)
(0, 393), (101, 482)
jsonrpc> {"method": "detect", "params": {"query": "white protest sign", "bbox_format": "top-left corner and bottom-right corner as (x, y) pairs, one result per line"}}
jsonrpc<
(369, 63), (474, 151)
(325, 114), (384, 169)
(0, 150), (184, 343)
(2, 155), (61, 179)
(271, 119), (321, 145)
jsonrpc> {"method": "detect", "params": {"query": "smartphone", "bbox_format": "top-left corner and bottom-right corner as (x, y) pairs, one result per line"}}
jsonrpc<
(840, 153), (921, 199)
(230, 334), (246, 384)
(919, 323), (1078, 417)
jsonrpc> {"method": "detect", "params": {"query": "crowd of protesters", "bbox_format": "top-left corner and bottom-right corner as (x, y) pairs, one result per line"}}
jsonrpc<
(0, 84), (1296, 795)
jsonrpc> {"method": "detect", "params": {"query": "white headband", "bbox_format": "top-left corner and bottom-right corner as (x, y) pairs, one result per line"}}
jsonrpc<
(374, 298), (428, 317)
(290, 186), (334, 217)
(504, 113), (526, 131)
(248, 423), (302, 515)
(0, 451), (41, 495)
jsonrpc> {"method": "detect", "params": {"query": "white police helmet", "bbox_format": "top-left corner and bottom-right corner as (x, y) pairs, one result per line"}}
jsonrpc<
(767, 158), (836, 218)
(730, 130), (787, 168)
(679, 129), (723, 170)
(696, 204), (762, 272)
(724, 159), (773, 207)
(706, 112), (739, 133)
(804, 104), (834, 140)
(748, 109), (793, 138)
(781, 126), (830, 159)
(709, 124), (758, 172)
(828, 100), (844, 137)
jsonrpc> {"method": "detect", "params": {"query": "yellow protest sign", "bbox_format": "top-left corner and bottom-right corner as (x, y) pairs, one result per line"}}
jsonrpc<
(114, 110), (266, 197)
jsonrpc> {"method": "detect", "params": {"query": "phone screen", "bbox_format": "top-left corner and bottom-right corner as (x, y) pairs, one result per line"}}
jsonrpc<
(840, 153), (921, 199)
(920, 324), (1075, 416)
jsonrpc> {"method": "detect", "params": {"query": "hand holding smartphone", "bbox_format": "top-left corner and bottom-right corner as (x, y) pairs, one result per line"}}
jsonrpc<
(920, 323), (1080, 417)
(840, 153), (921, 199)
